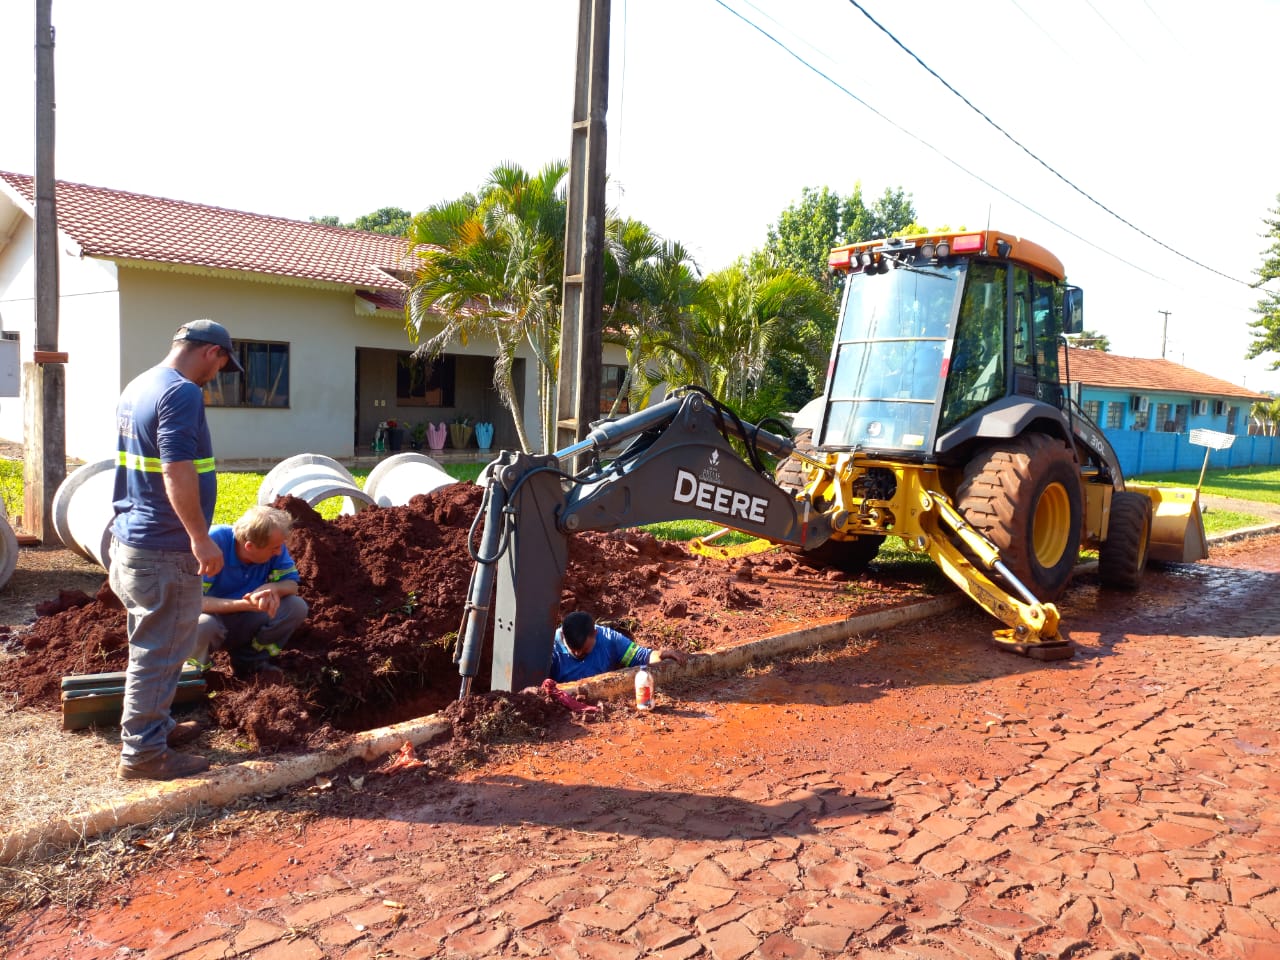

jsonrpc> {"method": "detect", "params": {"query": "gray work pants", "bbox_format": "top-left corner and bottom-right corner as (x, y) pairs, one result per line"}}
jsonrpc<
(109, 538), (202, 764)
(194, 594), (308, 675)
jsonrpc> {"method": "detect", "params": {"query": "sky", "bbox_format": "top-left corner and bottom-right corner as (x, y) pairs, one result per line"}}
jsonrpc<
(2, 0), (1278, 393)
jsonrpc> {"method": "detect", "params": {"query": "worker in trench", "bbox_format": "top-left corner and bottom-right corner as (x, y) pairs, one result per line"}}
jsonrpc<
(190, 505), (309, 683)
(549, 610), (688, 683)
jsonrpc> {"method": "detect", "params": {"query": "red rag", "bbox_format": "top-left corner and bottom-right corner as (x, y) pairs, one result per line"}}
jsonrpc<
(541, 678), (599, 714)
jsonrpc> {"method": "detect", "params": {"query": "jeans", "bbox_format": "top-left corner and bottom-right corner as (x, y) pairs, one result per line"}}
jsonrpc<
(194, 594), (308, 675)
(109, 538), (202, 764)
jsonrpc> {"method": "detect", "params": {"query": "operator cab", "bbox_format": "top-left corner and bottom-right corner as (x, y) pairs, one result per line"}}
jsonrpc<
(820, 230), (1081, 459)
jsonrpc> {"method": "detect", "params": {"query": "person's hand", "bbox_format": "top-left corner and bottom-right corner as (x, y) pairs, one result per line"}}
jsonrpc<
(192, 535), (224, 577)
(657, 648), (689, 666)
(244, 586), (281, 617)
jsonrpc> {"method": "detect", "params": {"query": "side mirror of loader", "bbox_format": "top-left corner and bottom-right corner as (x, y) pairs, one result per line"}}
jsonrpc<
(1063, 286), (1084, 334)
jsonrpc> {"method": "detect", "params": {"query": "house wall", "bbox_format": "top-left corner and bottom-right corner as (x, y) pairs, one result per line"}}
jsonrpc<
(1076, 385), (1265, 476)
(0, 219), (124, 457)
(1077, 386), (1250, 437)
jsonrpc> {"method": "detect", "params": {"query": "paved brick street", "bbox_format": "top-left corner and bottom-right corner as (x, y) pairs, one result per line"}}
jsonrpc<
(7, 535), (1280, 959)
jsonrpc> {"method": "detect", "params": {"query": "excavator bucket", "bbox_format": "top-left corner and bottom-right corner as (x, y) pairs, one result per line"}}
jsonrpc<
(687, 527), (780, 560)
(1140, 486), (1209, 563)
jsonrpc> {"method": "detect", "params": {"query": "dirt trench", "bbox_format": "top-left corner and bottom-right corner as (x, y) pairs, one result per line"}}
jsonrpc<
(0, 483), (936, 751)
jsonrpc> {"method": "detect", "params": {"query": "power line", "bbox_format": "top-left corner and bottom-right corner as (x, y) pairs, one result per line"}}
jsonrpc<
(1081, 0), (1148, 64)
(843, 0), (1251, 287)
(708, 0), (1168, 281)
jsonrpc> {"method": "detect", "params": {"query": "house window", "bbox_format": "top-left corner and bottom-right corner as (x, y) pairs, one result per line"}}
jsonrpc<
(600, 364), (630, 415)
(1227, 406), (1238, 433)
(397, 353), (455, 407)
(204, 340), (289, 408)
(1155, 403), (1174, 432)
(1173, 404), (1188, 433)
(1082, 400), (1102, 424)
(1106, 402), (1124, 429)
(1131, 408), (1148, 431)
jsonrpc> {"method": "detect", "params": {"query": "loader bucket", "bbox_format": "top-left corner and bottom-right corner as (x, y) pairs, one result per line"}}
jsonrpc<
(1140, 486), (1209, 564)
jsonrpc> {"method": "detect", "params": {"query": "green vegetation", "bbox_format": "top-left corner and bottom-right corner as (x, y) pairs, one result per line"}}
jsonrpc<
(0, 460), (20, 521)
(1133, 465), (1280, 505)
(1201, 508), (1267, 535)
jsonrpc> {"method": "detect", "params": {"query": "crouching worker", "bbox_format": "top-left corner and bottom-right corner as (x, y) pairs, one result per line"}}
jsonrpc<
(192, 505), (308, 681)
(550, 610), (688, 683)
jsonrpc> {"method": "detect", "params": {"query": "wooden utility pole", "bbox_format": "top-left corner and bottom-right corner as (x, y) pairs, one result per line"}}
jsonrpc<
(555, 0), (609, 463)
(1158, 309), (1171, 359)
(26, 0), (67, 543)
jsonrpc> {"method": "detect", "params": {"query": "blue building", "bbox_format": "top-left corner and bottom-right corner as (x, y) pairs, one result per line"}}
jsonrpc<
(1060, 347), (1274, 477)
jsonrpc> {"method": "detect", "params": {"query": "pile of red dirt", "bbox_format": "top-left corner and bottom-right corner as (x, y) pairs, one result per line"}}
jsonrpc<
(0, 483), (937, 751)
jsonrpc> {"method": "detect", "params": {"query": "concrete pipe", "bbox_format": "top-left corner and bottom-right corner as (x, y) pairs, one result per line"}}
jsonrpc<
(362, 452), (456, 507)
(52, 458), (116, 570)
(257, 453), (374, 515)
(0, 503), (18, 589)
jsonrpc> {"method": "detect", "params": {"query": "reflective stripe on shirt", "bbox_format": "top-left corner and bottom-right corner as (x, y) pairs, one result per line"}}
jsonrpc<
(118, 451), (217, 473)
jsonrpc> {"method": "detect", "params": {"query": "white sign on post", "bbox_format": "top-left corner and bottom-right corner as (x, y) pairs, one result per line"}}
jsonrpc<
(1188, 428), (1236, 490)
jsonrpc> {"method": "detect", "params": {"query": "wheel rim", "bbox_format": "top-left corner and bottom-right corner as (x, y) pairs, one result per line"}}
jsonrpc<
(1032, 481), (1072, 568)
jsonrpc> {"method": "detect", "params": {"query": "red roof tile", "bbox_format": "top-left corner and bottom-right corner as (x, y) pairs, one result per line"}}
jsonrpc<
(1059, 346), (1265, 401)
(0, 171), (411, 290)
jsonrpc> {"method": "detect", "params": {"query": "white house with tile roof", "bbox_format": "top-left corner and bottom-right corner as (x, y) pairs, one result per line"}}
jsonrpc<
(0, 172), (626, 463)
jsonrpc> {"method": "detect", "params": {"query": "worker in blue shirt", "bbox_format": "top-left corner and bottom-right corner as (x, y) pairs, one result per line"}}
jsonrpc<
(111, 318), (240, 781)
(192, 505), (308, 681)
(550, 611), (688, 683)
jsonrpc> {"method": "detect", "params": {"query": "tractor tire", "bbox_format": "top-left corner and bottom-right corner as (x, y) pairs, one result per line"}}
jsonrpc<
(1098, 491), (1152, 590)
(955, 434), (1083, 602)
(774, 430), (815, 495)
(792, 534), (886, 575)
(775, 430), (885, 575)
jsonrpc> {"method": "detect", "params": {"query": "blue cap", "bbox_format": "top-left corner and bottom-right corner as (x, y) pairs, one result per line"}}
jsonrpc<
(174, 319), (244, 374)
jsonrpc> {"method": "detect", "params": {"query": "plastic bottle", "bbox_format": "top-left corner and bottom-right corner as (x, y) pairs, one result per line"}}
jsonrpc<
(635, 666), (653, 711)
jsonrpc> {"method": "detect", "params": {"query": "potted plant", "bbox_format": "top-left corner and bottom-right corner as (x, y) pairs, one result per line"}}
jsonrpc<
(409, 421), (428, 450)
(448, 415), (474, 450)
(385, 418), (404, 452)
(427, 422), (447, 451)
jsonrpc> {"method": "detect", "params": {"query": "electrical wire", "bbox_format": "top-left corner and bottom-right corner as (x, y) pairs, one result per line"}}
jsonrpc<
(843, 0), (1250, 287)
(709, 0), (1169, 282)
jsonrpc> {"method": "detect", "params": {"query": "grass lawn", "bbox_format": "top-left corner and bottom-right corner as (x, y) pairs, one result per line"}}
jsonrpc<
(2, 459), (1273, 544)
(1133, 464), (1280, 505)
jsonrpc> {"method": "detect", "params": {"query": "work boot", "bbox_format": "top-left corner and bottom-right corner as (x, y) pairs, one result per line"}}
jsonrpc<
(167, 720), (204, 747)
(118, 750), (210, 781)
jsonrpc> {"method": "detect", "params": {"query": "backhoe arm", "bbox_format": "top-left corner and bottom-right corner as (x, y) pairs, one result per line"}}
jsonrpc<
(916, 490), (1073, 660)
(456, 390), (830, 694)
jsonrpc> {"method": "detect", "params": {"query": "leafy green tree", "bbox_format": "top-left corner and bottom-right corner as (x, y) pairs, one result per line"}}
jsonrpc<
(404, 161), (568, 453)
(351, 207), (412, 236)
(1068, 330), (1111, 351)
(1247, 195), (1280, 369)
(308, 208), (412, 235)
(843, 183), (918, 245)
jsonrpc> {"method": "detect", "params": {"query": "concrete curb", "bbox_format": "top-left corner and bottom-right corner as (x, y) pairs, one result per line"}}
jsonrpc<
(0, 714), (450, 864)
(7, 522), (1275, 864)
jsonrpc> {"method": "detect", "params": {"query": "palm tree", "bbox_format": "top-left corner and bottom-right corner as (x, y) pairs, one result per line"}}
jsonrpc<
(404, 161), (568, 453)
(601, 218), (702, 414)
(1251, 397), (1280, 436)
(639, 256), (830, 419)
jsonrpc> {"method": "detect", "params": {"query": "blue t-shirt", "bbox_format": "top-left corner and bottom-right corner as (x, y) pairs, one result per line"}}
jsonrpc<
(111, 365), (216, 551)
(550, 624), (652, 683)
(202, 525), (300, 600)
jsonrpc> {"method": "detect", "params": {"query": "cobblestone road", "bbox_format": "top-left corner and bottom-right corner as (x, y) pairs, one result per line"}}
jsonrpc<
(8, 536), (1280, 960)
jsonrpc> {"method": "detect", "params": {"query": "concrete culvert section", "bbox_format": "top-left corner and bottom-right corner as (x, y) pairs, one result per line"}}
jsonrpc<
(0, 504), (18, 588)
(257, 453), (374, 514)
(363, 451), (456, 506)
(51, 457), (116, 570)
